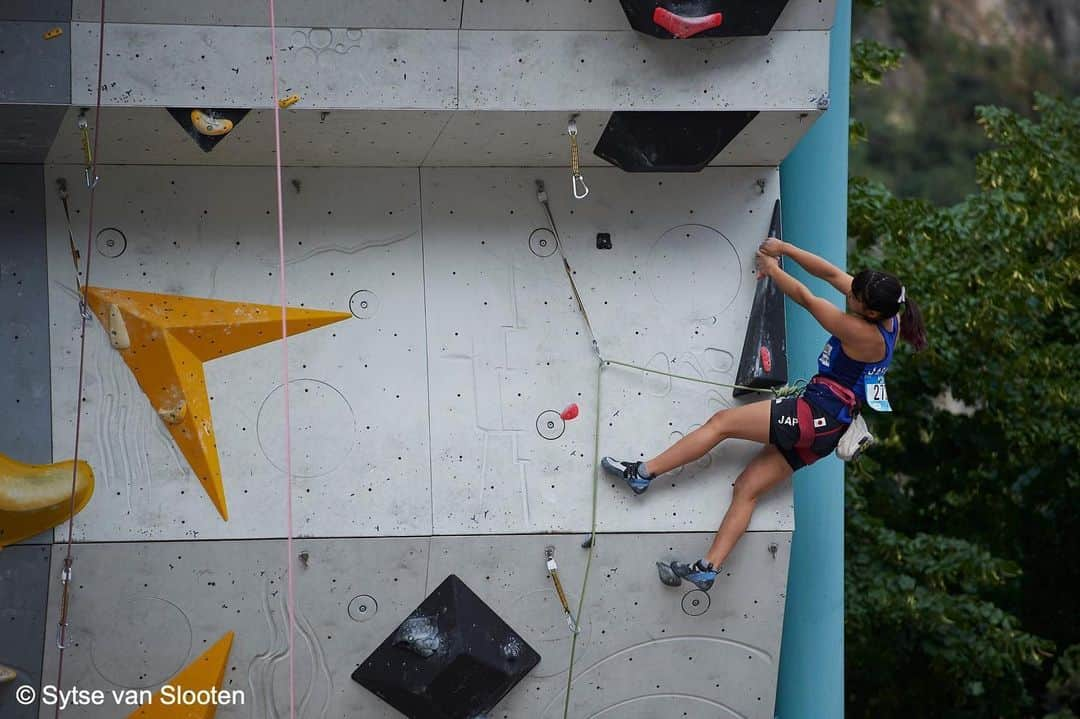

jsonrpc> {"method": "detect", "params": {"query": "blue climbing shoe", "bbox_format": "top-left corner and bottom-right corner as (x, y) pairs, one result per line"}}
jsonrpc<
(601, 456), (651, 495)
(657, 560), (717, 591)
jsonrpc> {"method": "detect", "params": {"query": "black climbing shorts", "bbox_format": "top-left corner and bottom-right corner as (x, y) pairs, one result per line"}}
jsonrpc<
(769, 395), (849, 471)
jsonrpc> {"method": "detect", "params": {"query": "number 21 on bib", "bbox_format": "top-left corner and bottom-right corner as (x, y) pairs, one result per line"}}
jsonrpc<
(864, 375), (892, 412)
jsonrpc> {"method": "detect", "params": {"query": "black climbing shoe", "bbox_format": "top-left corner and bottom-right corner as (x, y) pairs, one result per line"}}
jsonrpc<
(601, 456), (651, 495)
(656, 560), (717, 591)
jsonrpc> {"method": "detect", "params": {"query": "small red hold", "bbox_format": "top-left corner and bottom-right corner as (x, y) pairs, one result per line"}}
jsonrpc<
(652, 7), (724, 39)
(760, 346), (773, 373)
(560, 403), (579, 421)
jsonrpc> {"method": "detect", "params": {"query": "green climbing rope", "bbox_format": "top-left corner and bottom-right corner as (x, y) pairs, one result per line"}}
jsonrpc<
(602, 358), (806, 399)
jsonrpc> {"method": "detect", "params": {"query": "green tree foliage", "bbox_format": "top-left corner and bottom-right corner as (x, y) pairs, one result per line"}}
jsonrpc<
(849, 0), (1078, 204)
(846, 95), (1079, 716)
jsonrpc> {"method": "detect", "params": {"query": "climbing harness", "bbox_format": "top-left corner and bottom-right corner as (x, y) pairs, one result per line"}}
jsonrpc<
(53, 2), (107, 716)
(545, 546), (580, 634)
(567, 117), (589, 200)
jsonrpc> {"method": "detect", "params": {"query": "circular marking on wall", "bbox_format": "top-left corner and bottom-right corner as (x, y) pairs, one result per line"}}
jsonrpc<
(91, 596), (192, 689)
(536, 409), (565, 440)
(257, 378), (357, 478)
(648, 224), (740, 315)
(682, 589), (711, 616)
(348, 290), (379, 320)
(308, 27), (333, 49)
(511, 588), (591, 677)
(348, 594), (378, 622)
(529, 228), (558, 258)
(704, 347), (735, 374)
(95, 227), (127, 258)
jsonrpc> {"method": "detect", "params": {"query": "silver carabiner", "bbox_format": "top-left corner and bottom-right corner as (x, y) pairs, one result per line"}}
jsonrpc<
(572, 174), (589, 199)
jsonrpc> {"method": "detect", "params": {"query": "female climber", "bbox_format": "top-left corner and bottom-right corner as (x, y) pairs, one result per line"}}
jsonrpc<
(601, 238), (927, 591)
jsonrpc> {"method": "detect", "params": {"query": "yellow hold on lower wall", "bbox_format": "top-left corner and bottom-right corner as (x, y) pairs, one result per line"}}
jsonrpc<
(127, 632), (236, 719)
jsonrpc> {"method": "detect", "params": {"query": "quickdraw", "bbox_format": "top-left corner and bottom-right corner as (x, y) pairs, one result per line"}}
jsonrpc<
(78, 115), (99, 189)
(545, 547), (580, 634)
(567, 117), (589, 200)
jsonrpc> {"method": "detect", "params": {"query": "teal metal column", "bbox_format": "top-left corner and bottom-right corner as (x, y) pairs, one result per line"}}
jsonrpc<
(775, 0), (851, 716)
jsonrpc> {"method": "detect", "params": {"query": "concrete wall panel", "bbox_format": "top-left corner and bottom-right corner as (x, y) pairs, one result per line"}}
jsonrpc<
(45, 166), (431, 542)
(462, 0), (834, 31)
(40, 532), (788, 718)
(422, 167), (793, 535)
(71, 23), (458, 110)
(45, 166), (792, 541)
(0, 106), (68, 163)
(459, 30), (828, 111)
(0, 545), (51, 719)
(46, 107), (453, 167)
(44, 107), (820, 168)
(0, 2), (69, 22)
(1, 165), (55, 546)
(0, 21), (70, 104)
(72, 0), (461, 29)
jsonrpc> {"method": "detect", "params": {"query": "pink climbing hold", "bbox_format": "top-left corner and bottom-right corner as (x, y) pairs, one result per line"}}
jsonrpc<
(560, 404), (580, 421)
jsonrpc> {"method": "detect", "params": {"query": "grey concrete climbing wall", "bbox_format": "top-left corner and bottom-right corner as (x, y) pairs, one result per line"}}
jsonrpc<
(44, 165), (791, 542)
(40, 533), (789, 718)
(0, 7), (70, 105)
(1, 165), (54, 542)
(0, 545), (52, 719)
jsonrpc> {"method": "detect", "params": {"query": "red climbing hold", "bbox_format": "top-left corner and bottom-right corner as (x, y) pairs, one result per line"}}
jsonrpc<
(560, 404), (580, 421)
(760, 346), (773, 373)
(652, 7), (724, 39)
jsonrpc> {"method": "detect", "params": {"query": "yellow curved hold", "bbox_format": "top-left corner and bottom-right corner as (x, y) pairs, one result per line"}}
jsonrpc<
(190, 110), (234, 137)
(85, 287), (350, 521)
(43, 27), (63, 40)
(128, 632), (234, 719)
(0, 664), (16, 683)
(278, 94), (300, 109)
(0, 452), (95, 548)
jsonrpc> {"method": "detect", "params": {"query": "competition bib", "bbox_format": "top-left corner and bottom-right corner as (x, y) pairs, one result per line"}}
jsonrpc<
(864, 375), (892, 412)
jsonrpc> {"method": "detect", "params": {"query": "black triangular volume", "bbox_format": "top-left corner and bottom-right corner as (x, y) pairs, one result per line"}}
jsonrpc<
(594, 110), (757, 172)
(619, 0), (794, 38)
(166, 108), (249, 152)
(733, 199), (789, 397)
(351, 574), (541, 719)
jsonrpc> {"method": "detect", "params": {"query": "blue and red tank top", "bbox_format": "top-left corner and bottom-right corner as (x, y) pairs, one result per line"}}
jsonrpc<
(804, 317), (898, 422)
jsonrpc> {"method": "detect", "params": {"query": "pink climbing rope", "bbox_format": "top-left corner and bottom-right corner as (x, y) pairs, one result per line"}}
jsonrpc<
(266, 2), (298, 718)
(53, 2), (107, 716)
